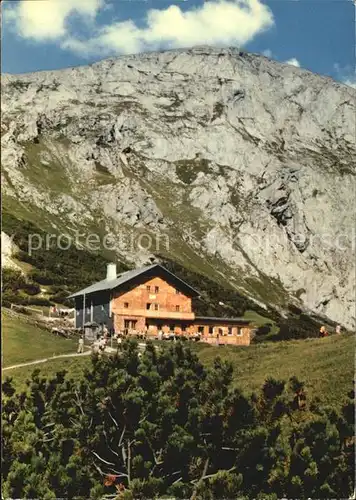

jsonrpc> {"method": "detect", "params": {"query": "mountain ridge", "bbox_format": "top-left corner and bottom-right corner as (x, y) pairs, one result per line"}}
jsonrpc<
(1, 45), (352, 86)
(2, 46), (355, 328)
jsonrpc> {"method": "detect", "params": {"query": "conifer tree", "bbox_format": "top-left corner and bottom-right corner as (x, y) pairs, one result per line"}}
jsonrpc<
(2, 341), (354, 499)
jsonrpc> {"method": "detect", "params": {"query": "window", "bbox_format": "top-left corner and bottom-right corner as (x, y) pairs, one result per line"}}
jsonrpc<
(146, 285), (151, 292)
(175, 305), (180, 312)
(228, 327), (233, 335)
(154, 303), (159, 311)
(124, 302), (129, 309)
(236, 328), (242, 336)
(146, 303), (151, 310)
(155, 286), (159, 293)
(208, 326), (214, 335)
(124, 319), (137, 330)
(198, 326), (204, 333)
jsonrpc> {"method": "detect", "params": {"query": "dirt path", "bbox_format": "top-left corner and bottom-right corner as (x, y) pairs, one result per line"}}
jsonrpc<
(2, 350), (92, 372)
(2, 342), (150, 372)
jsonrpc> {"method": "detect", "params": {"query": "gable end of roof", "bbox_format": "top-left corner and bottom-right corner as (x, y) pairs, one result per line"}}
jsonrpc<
(68, 263), (200, 298)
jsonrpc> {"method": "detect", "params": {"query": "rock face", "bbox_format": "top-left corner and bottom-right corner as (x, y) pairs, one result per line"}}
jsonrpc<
(1, 46), (355, 328)
(1, 232), (21, 271)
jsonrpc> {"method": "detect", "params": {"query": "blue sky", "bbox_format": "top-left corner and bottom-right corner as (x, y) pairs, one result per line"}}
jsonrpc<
(2, 0), (355, 87)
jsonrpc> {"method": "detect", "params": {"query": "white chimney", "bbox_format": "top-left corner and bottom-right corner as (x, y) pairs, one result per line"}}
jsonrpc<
(106, 263), (117, 281)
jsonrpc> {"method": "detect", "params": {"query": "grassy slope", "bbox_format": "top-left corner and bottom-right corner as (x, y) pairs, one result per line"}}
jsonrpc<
(2, 313), (77, 368)
(242, 309), (279, 335)
(194, 333), (354, 406)
(4, 329), (353, 408)
(3, 357), (89, 394)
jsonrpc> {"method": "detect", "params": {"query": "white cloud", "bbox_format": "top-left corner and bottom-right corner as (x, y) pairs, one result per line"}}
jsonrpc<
(343, 78), (356, 89)
(66, 0), (273, 57)
(5, 0), (104, 41)
(145, 0), (273, 47)
(63, 20), (143, 56)
(285, 57), (300, 67)
(6, 0), (273, 57)
(333, 63), (356, 88)
(262, 49), (273, 58)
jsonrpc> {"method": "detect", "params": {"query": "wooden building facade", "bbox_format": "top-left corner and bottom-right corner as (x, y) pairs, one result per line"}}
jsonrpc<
(70, 263), (252, 346)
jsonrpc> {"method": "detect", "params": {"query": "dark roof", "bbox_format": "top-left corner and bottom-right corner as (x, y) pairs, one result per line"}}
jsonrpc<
(69, 264), (200, 298)
(195, 316), (251, 325)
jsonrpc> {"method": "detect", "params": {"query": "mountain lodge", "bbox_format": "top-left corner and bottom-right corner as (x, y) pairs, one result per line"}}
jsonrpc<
(69, 263), (252, 345)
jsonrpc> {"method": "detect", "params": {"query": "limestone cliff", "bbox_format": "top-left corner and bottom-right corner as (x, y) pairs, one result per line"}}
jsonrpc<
(2, 46), (355, 328)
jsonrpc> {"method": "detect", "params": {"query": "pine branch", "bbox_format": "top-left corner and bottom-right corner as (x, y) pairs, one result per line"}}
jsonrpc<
(190, 457), (210, 500)
(42, 437), (55, 443)
(118, 424), (126, 447)
(91, 450), (115, 466)
(107, 468), (128, 478)
(103, 429), (119, 458)
(127, 439), (132, 486)
(172, 476), (183, 484)
(73, 389), (85, 416)
(108, 411), (119, 428)
(191, 465), (236, 484)
(93, 463), (105, 476)
(42, 422), (56, 429)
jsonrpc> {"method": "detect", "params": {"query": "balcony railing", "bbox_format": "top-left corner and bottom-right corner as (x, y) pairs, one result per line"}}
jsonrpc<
(112, 307), (195, 320)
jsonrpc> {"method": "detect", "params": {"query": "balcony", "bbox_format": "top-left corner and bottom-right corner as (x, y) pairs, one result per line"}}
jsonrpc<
(113, 307), (195, 321)
(146, 310), (195, 320)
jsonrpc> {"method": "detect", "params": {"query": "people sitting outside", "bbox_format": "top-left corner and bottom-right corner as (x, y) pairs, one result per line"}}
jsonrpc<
(92, 341), (100, 354)
(97, 336), (107, 351)
(319, 326), (328, 338)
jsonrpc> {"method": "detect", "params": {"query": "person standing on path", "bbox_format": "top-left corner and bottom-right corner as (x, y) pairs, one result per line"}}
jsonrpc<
(77, 335), (84, 353)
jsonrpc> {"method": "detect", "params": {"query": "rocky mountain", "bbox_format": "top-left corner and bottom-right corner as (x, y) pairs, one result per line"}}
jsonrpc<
(2, 46), (355, 328)
(1, 232), (21, 271)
